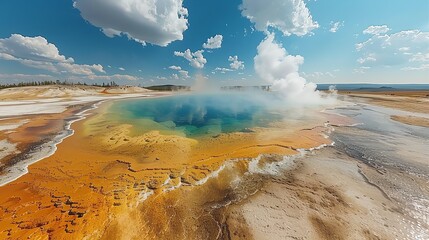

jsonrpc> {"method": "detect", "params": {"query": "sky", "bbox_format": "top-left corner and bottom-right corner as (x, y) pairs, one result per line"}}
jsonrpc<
(0, 0), (428, 86)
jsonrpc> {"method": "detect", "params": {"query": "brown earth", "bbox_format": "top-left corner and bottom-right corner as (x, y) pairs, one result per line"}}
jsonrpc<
(341, 90), (429, 114)
(391, 115), (429, 127)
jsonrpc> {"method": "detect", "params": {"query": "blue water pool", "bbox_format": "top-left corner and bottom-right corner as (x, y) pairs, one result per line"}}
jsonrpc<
(108, 92), (283, 138)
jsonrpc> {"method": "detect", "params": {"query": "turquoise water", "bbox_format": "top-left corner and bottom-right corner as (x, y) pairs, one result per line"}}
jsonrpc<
(109, 93), (282, 138)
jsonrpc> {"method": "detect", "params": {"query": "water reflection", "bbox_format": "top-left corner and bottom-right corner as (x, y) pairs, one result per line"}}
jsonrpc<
(111, 92), (283, 137)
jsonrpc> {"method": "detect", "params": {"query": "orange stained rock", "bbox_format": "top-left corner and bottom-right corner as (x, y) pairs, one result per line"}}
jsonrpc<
(0, 102), (341, 239)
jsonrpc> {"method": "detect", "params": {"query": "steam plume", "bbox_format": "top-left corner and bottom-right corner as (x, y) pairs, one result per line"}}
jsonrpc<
(254, 33), (330, 105)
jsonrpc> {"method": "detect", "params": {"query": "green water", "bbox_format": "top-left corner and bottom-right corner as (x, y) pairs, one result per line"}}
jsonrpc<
(108, 92), (282, 138)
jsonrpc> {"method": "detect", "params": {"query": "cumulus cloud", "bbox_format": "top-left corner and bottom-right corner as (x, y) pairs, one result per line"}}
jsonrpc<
(169, 65), (189, 79)
(228, 55), (245, 70)
(356, 28), (429, 71)
(73, 0), (189, 47)
(213, 56), (244, 73)
(203, 35), (223, 49)
(240, 0), (319, 36)
(169, 65), (182, 70)
(254, 33), (323, 104)
(178, 69), (190, 78)
(363, 25), (390, 35)
(0, 34), (105, 75)
(171, 73), (179, 80)
(329, 21), (343, 33)
(215, 67), (233, 73)
(174, 49), (207, 68)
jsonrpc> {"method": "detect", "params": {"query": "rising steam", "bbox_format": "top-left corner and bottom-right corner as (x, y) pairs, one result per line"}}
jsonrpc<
(254, 33), (333, 105)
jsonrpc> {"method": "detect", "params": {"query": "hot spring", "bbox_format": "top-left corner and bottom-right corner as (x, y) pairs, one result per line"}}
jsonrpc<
(107, 92), (284, 138)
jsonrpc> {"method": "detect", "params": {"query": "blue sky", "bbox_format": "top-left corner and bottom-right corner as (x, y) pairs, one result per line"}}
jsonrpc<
(0, 0), (428, 86)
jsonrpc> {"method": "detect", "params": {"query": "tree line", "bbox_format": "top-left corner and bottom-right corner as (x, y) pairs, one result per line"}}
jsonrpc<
(0, 80), (120, 90)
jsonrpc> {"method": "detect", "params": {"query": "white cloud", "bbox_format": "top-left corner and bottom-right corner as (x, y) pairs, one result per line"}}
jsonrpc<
(302, 71), (335, 80)
(357, 55), (376, 64)
(169, 65), (182, 70)
(363, 25), (390, 35)
(356, 29), (429, 71)
(0, 73), (56, 82)
(0, 35), (142, 83)
(73, 0), (189, 47)
(410, 52), (429, 62)
(174, 49), (207, 68)
(215, 67), (233, 73)
(240, 0), (319, 36)
(203, 35), (223, 49)
(353, 66), (371, 74)
(171, 73), (179, 80)
(228, 55), (245, 70)
(213, 56), (244, 73)
(81, 74), (140, 81)
(0, 34), (105, 75)
(399, 47), (410, 52)
(169, 65), (189, 79)
(329, 21), (343, 33)
(178, 70), (190, 78)
(254, 33), (322, 104)
(119, 67), (125, 71)
(401, 64), (429, 71)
